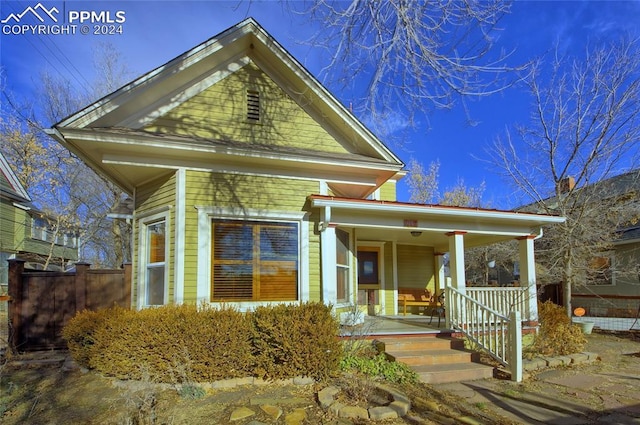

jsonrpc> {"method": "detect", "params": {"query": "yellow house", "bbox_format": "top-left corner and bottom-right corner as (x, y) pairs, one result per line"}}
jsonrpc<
(47, 19), (563, 323)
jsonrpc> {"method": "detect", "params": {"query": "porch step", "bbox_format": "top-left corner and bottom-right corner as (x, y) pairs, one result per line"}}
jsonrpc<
(375, 336), (495, 384)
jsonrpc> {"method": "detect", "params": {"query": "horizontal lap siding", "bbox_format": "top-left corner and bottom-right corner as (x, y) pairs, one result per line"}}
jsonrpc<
(184, 171), (320, 302)
(397, 245), (435, 292)
(134, 173), (177, 305)
(379, 181), (397, 201)
(383, 241), (394, 315)
(145, 62), (350, 155)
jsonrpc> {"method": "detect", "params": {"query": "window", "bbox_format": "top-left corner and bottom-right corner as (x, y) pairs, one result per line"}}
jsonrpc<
(145, 220), (167, 305)
(31, 217), (48, 241)
(587, 256), (613, 285)
(246, 90), (260, 122)
(211, 220), (298, 301)
(336, 229), (350, 303)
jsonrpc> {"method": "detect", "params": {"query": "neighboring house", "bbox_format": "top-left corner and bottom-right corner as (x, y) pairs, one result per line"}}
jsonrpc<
(47, 19), (563, 322)
(0, 152), (79, 285)
(561, 172), (640, 318)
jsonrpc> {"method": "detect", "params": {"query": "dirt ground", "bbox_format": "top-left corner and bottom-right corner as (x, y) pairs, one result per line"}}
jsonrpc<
(1, 331), (639, 424)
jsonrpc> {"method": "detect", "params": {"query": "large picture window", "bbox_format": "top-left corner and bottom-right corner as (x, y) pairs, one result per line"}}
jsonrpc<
(211, 220), (298, 301)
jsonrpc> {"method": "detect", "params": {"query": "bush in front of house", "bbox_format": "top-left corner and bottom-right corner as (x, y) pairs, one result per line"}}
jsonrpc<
(63, 301), (341, 383)
(251, 302), (341, 381)
(530, 301), (587, 356)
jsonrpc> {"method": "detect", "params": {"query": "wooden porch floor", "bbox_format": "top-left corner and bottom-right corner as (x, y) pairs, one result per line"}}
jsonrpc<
(340, 314), (451, 337)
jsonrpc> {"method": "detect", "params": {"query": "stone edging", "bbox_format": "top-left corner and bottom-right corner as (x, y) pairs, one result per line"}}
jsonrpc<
(318, 383), (411, 421)
(523, 351), (598, 372)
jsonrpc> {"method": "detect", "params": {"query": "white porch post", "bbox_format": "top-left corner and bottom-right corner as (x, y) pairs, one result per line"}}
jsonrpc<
(447, 232), (467, 295)
(518, 235), (538, 323)
(434, 253), (446, 295)
(320, 207), (337, 305)
(447, 232), (467, 328)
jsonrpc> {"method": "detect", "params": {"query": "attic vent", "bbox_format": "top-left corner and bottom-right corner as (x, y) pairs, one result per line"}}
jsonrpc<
(247, 90), (260, 122)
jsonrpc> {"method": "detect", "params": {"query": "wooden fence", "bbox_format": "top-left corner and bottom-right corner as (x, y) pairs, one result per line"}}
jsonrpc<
(6, 259), (131, 352)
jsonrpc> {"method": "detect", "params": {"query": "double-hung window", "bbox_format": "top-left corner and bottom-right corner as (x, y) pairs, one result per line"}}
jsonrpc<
(336, 229), (350, 304)
(211, 220), (298, 301)
(143, 219), (167, 305)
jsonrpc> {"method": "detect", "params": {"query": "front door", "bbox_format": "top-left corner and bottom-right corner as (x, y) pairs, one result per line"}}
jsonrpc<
(357, 247), (380, 315)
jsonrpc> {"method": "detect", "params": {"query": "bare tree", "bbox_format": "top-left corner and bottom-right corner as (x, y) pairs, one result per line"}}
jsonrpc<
(489, 39), (640, 316)
(440, 178), (485, 208)
(298, 0), (525, 125)
(406, 158), (439, 203)
(407, 157), (515, 285)
(2, 42), (133, 268)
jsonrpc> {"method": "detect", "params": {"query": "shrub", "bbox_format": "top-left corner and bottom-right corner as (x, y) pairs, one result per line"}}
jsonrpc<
(63, 302), (341, 383)
(88, 304), (254, 382)
(340, 352), (418, 385)
(531, 301), (587, 356)
(62, 306), (129, 368)
(251, 302), (341, 381)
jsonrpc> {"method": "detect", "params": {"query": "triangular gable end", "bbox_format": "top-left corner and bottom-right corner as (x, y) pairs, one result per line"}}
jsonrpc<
(142, 60), (353, 156)
(0, 151), (31, 202)
(53, 18), (403, 166)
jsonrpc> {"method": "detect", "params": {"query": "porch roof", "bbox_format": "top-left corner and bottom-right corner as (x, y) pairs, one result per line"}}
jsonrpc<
(308, 195), (565, 251)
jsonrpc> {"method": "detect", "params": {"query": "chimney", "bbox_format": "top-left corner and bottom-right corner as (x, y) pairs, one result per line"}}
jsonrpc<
(558, 176), (575, 194)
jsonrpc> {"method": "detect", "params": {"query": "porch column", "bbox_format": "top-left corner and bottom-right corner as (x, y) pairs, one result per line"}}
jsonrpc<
(434, 252), (446, 296)
(518, 235), (538, 323)
(319, 206), (337, 305)
(446, 232), (467, 295)
(447, 232), (467, 329)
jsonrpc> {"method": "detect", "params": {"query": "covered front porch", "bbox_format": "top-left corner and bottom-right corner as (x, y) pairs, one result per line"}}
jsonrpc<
(309, 195), (565, 323)
(310, 195), (565, 381)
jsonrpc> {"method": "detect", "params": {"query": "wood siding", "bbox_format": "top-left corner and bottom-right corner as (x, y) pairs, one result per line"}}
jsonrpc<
(0, 199), (20, 254)
(134, 173), (177, 304)
(397, 245), (435, 292)
(144, 62), (350, 155)
(379, 181), (397, 201)
(183, 170), (320, 303)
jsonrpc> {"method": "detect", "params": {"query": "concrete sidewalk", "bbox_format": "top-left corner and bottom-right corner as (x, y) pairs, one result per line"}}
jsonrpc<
(439, 351), (640, 424)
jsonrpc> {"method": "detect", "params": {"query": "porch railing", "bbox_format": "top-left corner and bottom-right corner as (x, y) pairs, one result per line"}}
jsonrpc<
(466, 287), (533, 322)
(446, 286), (523, 382)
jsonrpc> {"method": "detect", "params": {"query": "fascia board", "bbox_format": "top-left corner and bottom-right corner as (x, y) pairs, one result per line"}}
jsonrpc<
(58, 128), (403, 173)
(45, 128), (134, 194)
(0, 153), (31, 202)
(103, 153), (381, 187)
(309, 197), (567, 225)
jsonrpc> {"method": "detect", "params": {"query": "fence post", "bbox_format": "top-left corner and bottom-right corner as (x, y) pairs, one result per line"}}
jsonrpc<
(509, 310), (523, 382)
(123, 262), (132, 308)
(74, 262), (90, 311)
(7, 258), (26, 352)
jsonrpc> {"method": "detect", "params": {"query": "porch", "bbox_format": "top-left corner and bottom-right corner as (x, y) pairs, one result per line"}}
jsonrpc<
(340, 314), (448, 337)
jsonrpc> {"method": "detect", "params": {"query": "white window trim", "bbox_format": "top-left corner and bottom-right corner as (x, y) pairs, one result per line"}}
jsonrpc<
(335, 228), (352, 307)
(137, 210), (170, 309)
(195, 206), (309, 310)
(356, 241), (386, 312)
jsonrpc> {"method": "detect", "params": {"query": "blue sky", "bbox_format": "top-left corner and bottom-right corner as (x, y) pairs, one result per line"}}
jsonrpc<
(2, 0), (640, 208)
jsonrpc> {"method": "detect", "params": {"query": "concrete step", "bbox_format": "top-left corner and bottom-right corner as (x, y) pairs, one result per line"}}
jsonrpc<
(375, 336), (464, 352)
(412, 362), (496, 384)
(377, 336), (495, 384)
(386, 349), (475, 366)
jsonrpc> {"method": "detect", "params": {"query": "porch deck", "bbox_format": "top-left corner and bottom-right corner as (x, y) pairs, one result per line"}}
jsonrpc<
(340, 314), (450, 337)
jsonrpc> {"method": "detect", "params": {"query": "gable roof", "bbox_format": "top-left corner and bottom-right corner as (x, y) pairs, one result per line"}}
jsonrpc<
(47, 18), (404, 194)
(0, 151), (31, 203)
